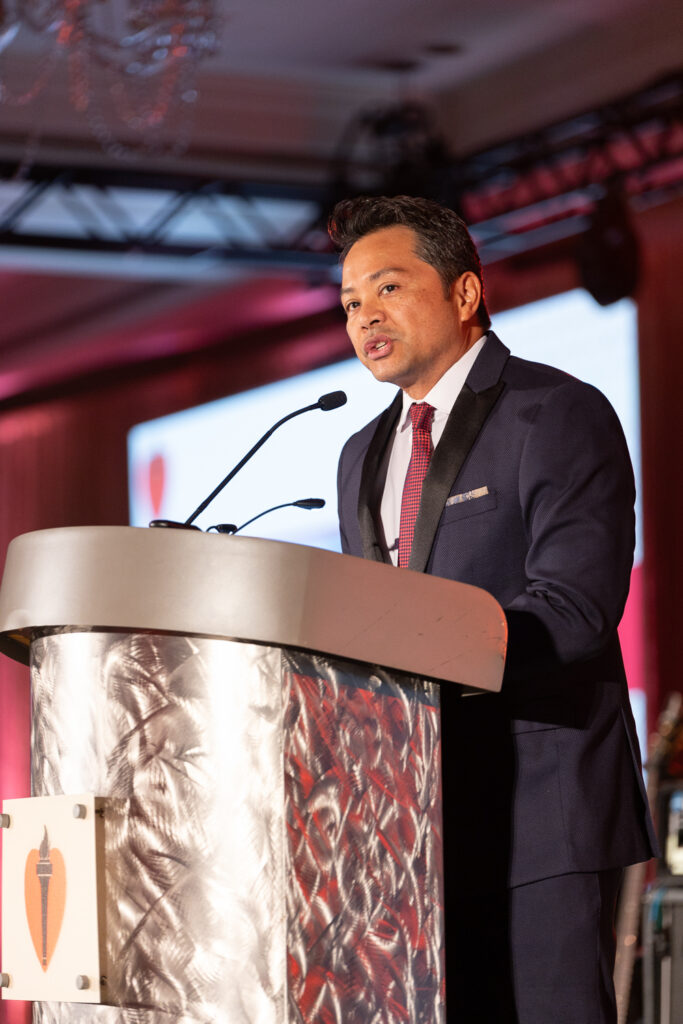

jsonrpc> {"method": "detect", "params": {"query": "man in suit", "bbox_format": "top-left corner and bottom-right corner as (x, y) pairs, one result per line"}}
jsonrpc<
(329, 195), (657, 1023)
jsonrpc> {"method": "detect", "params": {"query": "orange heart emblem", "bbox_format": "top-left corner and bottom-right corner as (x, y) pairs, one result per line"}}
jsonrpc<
(24, 827), (66, 972)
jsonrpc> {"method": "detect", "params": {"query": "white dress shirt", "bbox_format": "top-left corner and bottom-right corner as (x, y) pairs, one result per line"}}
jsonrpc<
(379, 334), (488, 564)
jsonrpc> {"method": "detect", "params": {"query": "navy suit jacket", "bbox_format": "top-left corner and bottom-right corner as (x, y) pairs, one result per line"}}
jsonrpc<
(337, 332), (657, 887)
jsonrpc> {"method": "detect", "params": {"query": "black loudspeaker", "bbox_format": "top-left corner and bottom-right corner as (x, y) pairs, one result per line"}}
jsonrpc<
(577, 189), (640, 306)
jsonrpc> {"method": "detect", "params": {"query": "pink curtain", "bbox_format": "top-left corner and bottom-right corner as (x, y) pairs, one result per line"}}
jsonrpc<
(635, 196), (683, 720)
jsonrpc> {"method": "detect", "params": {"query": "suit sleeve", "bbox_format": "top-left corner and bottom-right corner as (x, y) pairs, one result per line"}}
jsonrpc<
(505, 379), (635, 672)
(337, 440), (352, 555)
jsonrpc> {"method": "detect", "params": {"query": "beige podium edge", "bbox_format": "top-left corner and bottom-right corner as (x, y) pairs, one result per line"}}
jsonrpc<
(0, 526), (507, 691)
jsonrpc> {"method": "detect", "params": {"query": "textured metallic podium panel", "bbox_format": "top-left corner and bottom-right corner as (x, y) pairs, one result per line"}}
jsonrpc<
(32, 632), (288, 1024)
(30, 632), (444, 1024)
(284, 655), (443, 1023)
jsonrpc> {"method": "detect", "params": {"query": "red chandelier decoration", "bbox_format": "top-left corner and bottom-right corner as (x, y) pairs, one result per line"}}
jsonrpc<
(0, 1), (220, 157)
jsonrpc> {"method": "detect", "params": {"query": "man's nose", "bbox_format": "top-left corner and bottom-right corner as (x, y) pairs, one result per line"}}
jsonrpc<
(360, 305), (384, 329)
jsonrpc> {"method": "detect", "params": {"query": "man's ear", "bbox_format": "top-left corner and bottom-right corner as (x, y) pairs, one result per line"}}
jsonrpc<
(452, 271), (482, 322)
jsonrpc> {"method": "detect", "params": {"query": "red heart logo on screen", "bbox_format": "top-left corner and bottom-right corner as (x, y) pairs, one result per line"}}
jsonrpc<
(149, 453), (166, 517)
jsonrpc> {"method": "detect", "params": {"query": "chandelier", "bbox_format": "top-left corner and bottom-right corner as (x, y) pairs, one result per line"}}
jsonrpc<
(0, 1), (221, 158)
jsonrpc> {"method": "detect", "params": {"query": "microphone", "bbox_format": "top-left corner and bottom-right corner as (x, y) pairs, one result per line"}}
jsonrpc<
(149, 391), (346, 529)
(317, 391), (346, 411)
(209, 497), (325, 535)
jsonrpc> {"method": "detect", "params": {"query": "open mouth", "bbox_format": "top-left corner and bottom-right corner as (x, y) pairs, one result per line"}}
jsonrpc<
(365, 335), (393, 358)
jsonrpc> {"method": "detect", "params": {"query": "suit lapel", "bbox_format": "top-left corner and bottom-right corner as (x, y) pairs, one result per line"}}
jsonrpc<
(356, 332), (510, 571)
(408, 379), (505, 571)
(408, 332), (509, 571)
(357, 390), (402, 562)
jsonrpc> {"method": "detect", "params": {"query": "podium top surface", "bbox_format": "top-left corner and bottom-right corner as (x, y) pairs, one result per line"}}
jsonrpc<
(0, 526), (506, 691)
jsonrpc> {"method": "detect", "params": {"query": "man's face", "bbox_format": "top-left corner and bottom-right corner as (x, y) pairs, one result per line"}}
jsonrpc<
(340, 225), (479, 399)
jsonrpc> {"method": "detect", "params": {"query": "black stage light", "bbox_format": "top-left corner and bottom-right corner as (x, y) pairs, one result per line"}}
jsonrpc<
(577, 188), (640, 306)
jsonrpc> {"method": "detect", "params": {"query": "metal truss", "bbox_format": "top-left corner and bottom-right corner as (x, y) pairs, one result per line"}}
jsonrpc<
(0, 72), (681, 273)
(454, 72), (683, 260)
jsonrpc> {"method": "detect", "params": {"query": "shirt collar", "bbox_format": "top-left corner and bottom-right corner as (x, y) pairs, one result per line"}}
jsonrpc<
(398, 333), (488, 429)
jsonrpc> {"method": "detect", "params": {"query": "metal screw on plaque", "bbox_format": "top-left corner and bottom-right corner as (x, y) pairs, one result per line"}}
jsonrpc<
(76, 975), (90, 990)
(73, 804), (87, 819)
(0, 814), (10, 828)
(0, 974), (10, 988)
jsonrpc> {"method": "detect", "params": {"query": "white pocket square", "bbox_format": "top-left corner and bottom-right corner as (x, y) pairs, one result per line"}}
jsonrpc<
(445, 485), (489, 507)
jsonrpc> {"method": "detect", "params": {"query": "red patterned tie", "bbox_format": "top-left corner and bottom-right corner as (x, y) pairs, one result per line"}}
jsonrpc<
(398, 402), (435, 568)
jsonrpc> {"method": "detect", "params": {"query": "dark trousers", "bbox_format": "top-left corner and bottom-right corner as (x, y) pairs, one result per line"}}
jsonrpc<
(440, 687), (622, 1023)
(446, 868), (623, 1024)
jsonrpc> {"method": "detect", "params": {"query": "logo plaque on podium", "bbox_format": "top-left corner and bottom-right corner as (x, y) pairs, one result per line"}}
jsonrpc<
(1, 793), (105, 1003)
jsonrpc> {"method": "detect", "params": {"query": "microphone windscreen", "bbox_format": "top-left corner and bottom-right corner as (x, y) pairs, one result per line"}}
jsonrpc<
(294, 498), (326, 509)
(318, 390), (347, 411)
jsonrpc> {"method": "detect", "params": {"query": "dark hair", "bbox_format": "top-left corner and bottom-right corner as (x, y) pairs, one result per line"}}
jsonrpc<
(328, 194), (490, 329)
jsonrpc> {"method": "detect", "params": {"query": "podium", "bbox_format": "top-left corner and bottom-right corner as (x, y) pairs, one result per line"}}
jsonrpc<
(0, 527), (506, 1024)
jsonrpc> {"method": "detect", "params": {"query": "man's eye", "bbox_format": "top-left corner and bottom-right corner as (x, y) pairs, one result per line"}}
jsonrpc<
(345, 301), (359, 313)
(381, 283), (398, 294)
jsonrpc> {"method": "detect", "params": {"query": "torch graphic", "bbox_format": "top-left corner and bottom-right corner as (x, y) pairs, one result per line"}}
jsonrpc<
(35, 826), (53, 968)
